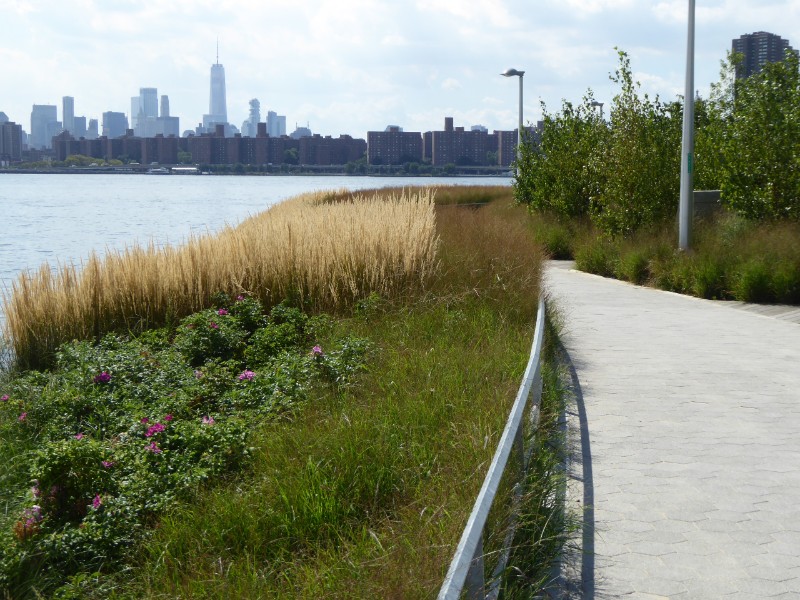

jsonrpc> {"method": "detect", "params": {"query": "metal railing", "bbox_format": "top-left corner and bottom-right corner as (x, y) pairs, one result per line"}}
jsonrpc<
(438, 296), (546, 600)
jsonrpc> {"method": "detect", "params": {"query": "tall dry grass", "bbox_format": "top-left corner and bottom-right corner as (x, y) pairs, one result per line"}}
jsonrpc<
(2, 189), (439, 369)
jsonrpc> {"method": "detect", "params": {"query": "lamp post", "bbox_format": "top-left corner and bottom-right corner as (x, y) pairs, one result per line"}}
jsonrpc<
(590, 100), (604, 119)
(501, 68), (525, 165)
(679, 0), (695, 251)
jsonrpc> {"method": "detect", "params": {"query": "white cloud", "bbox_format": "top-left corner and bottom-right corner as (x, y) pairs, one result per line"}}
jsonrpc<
(441, 78), (462, 90)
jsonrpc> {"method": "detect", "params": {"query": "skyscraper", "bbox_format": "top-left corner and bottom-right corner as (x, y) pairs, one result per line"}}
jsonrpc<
(732, 31), (798, 79)
(160, 95), (170, 118)
(62, 96), (74, 134)
(103, 111), (129, 138)
(242, 98), (260, 137)
(203, 44), (228, 133)
(140, 88), (159, 119)
(30, 104), (59, 149)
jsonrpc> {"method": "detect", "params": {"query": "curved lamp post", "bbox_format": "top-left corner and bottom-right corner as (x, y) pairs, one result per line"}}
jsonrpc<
(501, 68), (525, 166)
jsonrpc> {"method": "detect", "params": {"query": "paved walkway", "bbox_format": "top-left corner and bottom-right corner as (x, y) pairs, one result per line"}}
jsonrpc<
(546, 261), (800, 599)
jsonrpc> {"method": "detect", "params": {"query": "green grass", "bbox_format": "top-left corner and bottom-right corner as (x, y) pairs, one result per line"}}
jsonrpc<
(531, 210), (800, 304)
(1, 188), (572, 598)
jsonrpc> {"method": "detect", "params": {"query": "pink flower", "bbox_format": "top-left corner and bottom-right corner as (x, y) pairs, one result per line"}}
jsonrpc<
(238, 370), (255, 381)
(92, 494), (102, 509)
(209, 321), (219, 329)
(146, 441), (162, 454)
(74, 433), (84, 440)
(311, 345), (323, 357)
(194, 370), (204, 379)
(145, 423), (166, 437)
(31, 483), (40, 498)
(18, 412), (27, 423)
(140, 417), (150, 424)
(101, 460), (114, 468)
(217, 309), (229, 316)
(236, 295), (245, 301)
(1, 394), (8, 402)
(164, 414), (174, 422)
(202, 415), (215, 425)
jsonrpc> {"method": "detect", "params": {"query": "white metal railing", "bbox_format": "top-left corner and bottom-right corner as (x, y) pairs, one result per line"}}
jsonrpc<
(438, 296), (546, 599)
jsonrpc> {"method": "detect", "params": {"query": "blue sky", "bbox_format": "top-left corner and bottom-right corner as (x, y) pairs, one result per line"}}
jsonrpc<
(2, 0), (799, 138)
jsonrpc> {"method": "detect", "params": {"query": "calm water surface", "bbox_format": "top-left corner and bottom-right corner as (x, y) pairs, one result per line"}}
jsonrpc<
(0, 174), (510, 322)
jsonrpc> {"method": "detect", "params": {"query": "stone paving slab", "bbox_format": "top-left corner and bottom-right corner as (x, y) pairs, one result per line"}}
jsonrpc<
(546, 262), (800, 599)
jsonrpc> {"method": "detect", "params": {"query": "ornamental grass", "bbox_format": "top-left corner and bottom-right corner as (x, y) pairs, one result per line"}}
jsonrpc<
(2, 189), (438, 369)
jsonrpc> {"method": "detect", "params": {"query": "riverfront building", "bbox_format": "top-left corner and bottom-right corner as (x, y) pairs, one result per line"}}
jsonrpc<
(0, 120), (23, 164)
(732, 31), (798, 79)
(30, 104), (59, 150)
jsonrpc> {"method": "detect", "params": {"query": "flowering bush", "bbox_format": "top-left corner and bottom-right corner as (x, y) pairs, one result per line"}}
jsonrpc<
(0, 298), (370, 596)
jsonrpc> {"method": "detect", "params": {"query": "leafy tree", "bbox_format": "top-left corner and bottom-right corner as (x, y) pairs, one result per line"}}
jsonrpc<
(590, 50), (682, 236)
(177, 151), (193, 165)
(718, 51), (800, 220)
(514, 94), (607, 219)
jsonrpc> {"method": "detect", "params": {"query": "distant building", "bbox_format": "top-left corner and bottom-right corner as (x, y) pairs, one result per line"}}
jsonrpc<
(203, 46), (229, 133)
(267, 111), (286, 137)
(290, 125), (312, 140)
(0, 112), (8, 124)
(732, 31), (799, 79)
(367, 126), (423, 164)
(73, 116), (87, 139)
(87, 119), (99, 140)
(0, 120), (23, 163)
(242, 99), (260, 137)
(30, 104), (59, 149)
(103, 111), (129, 139)
(62, 96), (74, 134)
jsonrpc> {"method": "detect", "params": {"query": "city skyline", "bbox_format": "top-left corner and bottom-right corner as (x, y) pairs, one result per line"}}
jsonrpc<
(3, 1), (800, 139)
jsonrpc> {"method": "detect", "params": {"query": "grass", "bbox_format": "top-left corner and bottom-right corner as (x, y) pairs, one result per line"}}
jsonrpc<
(532, 210), (800, 304)
(1, 186), (571, 598)
(2, 189), (438, 370)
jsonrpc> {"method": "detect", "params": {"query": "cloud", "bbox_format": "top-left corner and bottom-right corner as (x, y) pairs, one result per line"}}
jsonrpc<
(441, 78), (462, 90)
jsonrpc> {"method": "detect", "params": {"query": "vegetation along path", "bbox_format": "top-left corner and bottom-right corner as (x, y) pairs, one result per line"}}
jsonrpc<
(546, 260), (800, 599)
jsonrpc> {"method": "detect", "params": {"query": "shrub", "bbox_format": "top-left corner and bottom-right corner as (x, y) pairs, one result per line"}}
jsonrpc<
(173, 309), (247, 366)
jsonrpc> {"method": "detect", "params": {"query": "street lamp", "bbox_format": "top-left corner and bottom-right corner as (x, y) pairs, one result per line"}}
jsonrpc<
(679, 0), (695, 251)
(590, 100), (604, 119)
(501, 68), (525, 165)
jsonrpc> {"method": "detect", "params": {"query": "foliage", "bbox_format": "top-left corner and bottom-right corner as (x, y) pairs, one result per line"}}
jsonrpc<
(514, 94), (607, 219)
(0, 299), (369, 598)
(718, 51), (800, 220)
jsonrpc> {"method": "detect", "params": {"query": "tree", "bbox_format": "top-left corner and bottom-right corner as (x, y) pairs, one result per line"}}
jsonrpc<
(718, 51), (800, 220)
(590, 50), (682, 236)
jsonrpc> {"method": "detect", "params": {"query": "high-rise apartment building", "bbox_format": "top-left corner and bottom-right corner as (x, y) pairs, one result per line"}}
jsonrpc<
(30, 104), (59, 149)
(0, 120), (23, 163)
(732, 31), (798, 79)
(62, 96), (74, 134)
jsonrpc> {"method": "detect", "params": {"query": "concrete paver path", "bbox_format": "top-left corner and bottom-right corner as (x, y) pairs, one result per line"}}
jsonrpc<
(546, 262), (800, 599)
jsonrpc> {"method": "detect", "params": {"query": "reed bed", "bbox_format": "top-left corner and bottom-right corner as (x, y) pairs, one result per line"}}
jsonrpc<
(2, 189), (439, 369)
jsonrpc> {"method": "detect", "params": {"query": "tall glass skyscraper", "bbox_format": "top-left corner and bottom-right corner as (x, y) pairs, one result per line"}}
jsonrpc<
(203, 45), (228, 132)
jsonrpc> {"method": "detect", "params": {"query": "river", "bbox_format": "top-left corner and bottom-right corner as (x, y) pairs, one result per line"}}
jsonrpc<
(0, 174), (511, 324)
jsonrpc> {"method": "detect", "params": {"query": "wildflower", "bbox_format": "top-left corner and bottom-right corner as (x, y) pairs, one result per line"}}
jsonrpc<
(311, 345), (324, 357)
(74, 432), (84, 440)
(238, 370), (255, 381)
(194, 370), (204, 379)
(202, 415), (215, 426)
(145, 423), (166, 437)
(92, 495), (102, 510)
(18, 412), (27, 423)
(217, 308), (229, 316)
(101, 460), (114, 468)
(236, 295), (245, 301)
(31, 483), (40, 498)
(146, 441), (162, 454)
(164, 414), (174, 422)
(140, 417), (150, 424)
(210, 321), (219, 329)
(1, 394), (8, 402)
(93, 371), (111, 384)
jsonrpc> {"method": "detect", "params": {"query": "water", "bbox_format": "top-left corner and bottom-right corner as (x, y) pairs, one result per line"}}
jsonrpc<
(0, 173), (510, 322)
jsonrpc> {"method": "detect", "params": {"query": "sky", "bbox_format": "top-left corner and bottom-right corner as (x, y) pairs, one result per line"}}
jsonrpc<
(3, 0), (800, 139)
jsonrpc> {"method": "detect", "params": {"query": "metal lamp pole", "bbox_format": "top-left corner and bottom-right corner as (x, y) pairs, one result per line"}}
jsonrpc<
(501, 68), (525, 165)
(679, 0), (695, 250)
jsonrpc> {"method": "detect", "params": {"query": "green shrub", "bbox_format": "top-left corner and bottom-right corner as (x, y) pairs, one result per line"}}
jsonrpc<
(173, 309), (247, 366)
(574, 237), (618, 277)
(732, 259), (774, 302)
